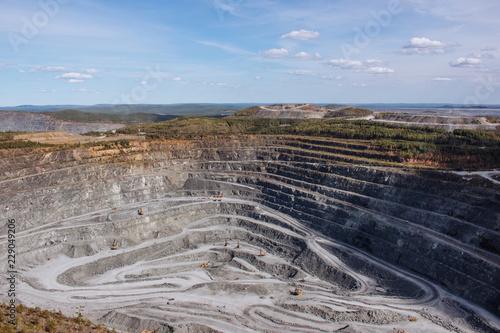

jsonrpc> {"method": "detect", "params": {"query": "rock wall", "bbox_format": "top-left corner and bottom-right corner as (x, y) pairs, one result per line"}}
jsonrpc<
(1, 137), (499, 325)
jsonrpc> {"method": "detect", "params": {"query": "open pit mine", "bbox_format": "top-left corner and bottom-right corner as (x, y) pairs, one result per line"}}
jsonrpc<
(1, 136), (499, 333)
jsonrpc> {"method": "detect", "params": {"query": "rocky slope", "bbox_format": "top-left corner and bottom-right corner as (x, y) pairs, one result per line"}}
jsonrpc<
(0, 137), (499, 333)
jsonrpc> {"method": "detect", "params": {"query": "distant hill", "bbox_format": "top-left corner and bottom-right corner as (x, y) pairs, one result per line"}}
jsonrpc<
(0, 103), (258, 117)
(44, 109), (178, 125)
(0, 105), (88, 112)
(0, 109), (178, 134)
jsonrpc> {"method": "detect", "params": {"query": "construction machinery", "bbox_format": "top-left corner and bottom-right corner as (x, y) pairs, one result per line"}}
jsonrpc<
(236, 240), (240, 248)
(112, 207), (118, 210)
(201, 261), (210, 268)
(111, 240), (118, 250)
(410, 318), (418, 322)
(224, 239), (229, 246)
(292, 286), (302, 296)
(138, 208), (144, 215)
(259, 248), (265, 256)
(212, 194), (223, 201)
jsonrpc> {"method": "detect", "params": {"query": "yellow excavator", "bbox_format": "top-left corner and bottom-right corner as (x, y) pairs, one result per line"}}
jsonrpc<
(259, 248), (265, 256)
(201, 261), (211, 268)
(138, 208), (144, 215)
(292, 286), (302, 296)
(111, 240), (118, 250)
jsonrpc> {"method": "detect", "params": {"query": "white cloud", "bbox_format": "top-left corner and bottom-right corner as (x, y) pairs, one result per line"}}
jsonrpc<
(320, 75), (342, 81)
(450, 57), (483, 68)
(82, 68), (100, 73)
(281, 29), (320, 40)
(172, 77), (182, 81)
(29, 66), (100, 74)
(260, 48), (289, 59)
(18, 69), (26, 73)
(209, 82), (241, 88)
(351, 83), (367, 87)
(325, 58), (363, 70)
(68, 79), (84, 83)
(292, 52), (322, 60)
(290, 70), (317, 76)
(255, 76), (262, 80)
(402, 37), (458, 55)
(432, 77), (453, 81)
(30, 66), (68, 73)
(35, 88), (56, 93)
(467, 52), (496, 59)
(366, 59), (384, 66)
(55, 72), (93, 80)
(293, 51), (312, 60)
(72, 88), (101, 93)
(140, 81), (147, 85)
(365, 67), (395, 74)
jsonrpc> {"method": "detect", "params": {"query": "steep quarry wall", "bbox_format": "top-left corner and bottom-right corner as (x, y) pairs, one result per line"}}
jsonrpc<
(1, 137), (499, 333)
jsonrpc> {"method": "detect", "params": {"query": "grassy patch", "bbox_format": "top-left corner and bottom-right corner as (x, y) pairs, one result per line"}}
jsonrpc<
(0, 303), (117, 333)
(325, 107), (373, 118)
(230, 106), (261, 118)
(0, 140), (53, 149)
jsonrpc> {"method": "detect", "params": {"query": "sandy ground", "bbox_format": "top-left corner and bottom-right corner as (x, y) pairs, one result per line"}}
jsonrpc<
(2, 186), (499, 332)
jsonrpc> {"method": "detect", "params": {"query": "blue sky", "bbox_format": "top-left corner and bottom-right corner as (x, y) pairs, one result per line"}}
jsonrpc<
(0, 0), (499, 106)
